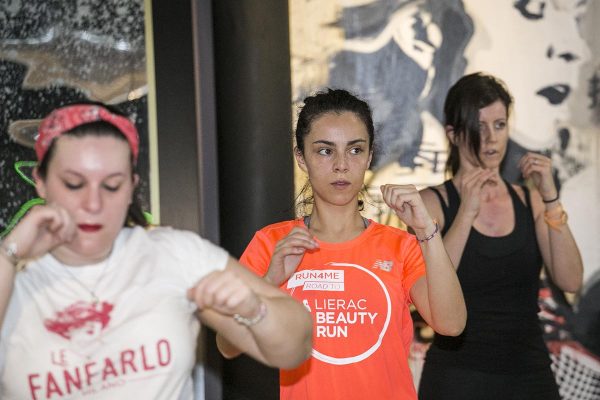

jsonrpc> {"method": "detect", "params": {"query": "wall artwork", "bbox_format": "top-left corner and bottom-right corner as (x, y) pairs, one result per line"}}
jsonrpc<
(290, 0), (600, 397)
(0, 0), (151, 238)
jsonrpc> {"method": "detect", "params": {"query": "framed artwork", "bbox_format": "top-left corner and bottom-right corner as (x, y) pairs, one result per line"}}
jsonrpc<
(0, 0), (158, 237)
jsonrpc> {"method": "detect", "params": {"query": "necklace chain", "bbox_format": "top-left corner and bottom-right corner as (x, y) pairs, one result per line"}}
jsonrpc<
(61, 258), (110, 305)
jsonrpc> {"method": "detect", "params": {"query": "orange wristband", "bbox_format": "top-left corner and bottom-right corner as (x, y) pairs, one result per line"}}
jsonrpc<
(544, 207), (568, 231)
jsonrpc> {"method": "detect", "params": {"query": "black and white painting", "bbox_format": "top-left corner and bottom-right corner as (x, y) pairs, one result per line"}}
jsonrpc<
(290, 0), (600, 396)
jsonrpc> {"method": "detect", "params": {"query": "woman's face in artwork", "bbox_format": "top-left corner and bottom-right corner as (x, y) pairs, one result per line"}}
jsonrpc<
(331, 0), (444, 168)
(464, 0), (590, 150)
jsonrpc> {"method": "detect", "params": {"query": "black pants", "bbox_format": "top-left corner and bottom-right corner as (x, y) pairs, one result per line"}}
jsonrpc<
(418, 362), (561, 400)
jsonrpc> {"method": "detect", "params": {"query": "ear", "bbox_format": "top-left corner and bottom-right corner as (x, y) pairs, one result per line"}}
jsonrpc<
(294, 147), (308, 173)
(130, 173), (140, 204)
(445, 125), (456, 145)
(33, 167), (47, 199)
(367, 150), (373, 169)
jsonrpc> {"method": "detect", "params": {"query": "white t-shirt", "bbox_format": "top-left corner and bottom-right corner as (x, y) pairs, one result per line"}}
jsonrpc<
(0, 226), (229, 400)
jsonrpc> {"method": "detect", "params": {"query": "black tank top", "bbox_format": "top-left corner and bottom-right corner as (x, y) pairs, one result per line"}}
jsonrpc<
(425, 180), (550, 373)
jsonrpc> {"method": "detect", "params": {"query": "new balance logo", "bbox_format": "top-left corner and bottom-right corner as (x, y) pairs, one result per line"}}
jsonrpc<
(372, 260), (393, 272)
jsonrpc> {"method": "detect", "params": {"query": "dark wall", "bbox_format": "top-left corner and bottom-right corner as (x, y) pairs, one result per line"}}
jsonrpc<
(153, 0), (294, 399)
(212, 1), (294, 400)
(152, 0), (213, 237)
(213, 0), (295, 258)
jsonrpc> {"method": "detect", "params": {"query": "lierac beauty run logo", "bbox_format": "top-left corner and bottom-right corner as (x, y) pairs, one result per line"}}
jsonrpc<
(287, 263), (391, 365)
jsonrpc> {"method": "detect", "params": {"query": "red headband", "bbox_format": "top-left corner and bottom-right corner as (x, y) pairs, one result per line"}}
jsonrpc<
(36, 104), (140, 163)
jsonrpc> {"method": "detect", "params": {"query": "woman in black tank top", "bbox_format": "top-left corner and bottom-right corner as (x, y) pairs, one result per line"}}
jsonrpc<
(417, 73), (583, 400)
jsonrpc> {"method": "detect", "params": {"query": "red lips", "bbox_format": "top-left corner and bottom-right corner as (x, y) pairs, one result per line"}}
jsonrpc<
(78, 224), (102, 232)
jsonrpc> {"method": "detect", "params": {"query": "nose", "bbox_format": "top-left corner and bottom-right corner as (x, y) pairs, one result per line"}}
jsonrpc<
(481, 124), (498, 143)
(83, 187), (102, 213)
(546, 41), (590, 66)
(333, 153), (349, 172)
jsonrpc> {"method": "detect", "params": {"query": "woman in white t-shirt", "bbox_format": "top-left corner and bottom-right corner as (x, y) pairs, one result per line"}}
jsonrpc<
(0, 103), (312, 400)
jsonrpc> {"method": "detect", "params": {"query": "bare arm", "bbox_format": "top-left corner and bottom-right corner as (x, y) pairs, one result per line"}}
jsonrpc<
(216, 226), (317, 360)
(189, 257), (312, 369)
(532, 195), (583, 292)
(381, 184), (466, 336)
(0, 255), (16, 329)
(0, 205), (76, 330)
(435, 205), (475, 270)
(409, 227), (466, 337)
(520, 152), (583, 292)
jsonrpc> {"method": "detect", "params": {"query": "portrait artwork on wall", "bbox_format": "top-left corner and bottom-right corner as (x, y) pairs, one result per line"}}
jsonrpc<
(290, 0), (600, 397)
(290, 0), (474, 225)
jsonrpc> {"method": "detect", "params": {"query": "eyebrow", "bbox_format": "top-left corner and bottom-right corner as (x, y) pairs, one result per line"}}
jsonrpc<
(479, 117), (507, 121)
(312, 139), (367, 146)
(63, 170), (126, 179)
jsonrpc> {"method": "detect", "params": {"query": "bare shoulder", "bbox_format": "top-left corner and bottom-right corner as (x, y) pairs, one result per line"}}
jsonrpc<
(419, 184), (446, 226)
(511, 183), (544, 217)
(420, 184), (447, 206)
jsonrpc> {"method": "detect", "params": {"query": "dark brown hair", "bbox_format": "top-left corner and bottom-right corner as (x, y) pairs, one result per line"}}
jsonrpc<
(444, 72), (513, 176)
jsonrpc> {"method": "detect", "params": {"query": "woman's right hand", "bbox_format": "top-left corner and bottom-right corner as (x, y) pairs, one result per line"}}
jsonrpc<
(2, 204), (76, 262)
(457, 167), (497, 218)
(265, 226), (318, 286)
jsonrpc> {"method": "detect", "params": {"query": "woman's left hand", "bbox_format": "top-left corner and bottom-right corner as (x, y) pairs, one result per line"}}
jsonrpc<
(380, 184), (435, 232)
(187, 269), (263, 322)
(519, 152), (557, 201)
